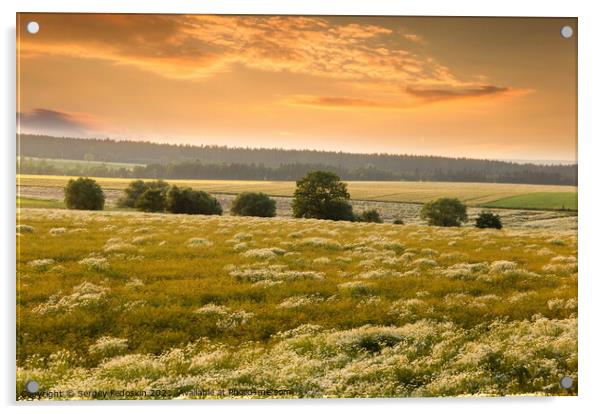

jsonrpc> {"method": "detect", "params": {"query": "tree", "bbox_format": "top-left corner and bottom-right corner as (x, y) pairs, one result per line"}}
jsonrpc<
(135, 188), (166, 212)
(475, 211), (503, 229)
(393, 218), (404, 225)
(359, 209), (383, 223)
(420, 197), (468, 227)
(117, 179), (169, 208)
(166, 186), (222, 215)
(230, 192), (276, 217)
(64, 177), (105, 210)
(292, 171), (354, 221)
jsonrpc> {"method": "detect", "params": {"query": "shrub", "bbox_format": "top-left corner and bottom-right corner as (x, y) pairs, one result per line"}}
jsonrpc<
(117, 180), (169, 208)
(64, 177), (105, 210)
(358, 209), (383, 223)
(420, 197), (468, 227)
(230, 192), (276, 217)
(475, 211), (503, 229)
(166, 186), (222, 215)
(292, 171), (354, 221)
(135, 188), (166, 212)
(323, 199), (355, 221)
(393, 218), (404, 225)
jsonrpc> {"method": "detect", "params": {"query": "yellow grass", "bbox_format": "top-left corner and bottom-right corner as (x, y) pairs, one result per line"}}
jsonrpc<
(17, 174), (576, 206)
(16, 208), (577, 398)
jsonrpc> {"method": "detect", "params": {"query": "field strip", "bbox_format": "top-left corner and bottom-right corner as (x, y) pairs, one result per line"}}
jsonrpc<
(17, 174), (577, 209)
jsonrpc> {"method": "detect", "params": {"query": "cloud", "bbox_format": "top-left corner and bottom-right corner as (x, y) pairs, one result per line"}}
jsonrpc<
(19, 15), (460, 84)
(407, 85), (507, 100)
(286, 83), (526, 110)
(18, 108), (102, 136)
(406, 85), (532, 103)
(402, 34), (425, 44)
(287, 95), (398, 109)
(19, 14), (526, 109)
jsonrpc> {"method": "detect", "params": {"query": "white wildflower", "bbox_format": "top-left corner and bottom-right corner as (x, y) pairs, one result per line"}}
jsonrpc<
(277, 294), (324, 309)
(242, 247), (285, 259)
(28, 258), (55, 270)
(489, 260), (518, 274)
(298, 237), (342, 250)
(89, 336), (129, 357)
(79, 257), (109, 271)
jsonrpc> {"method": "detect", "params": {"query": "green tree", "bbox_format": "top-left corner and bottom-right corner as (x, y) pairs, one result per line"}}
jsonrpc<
(64, 177), (105, 210)
(475, 211), (503, 229)
(230, 192), (276, 217)
(135, 188), (166, 212)
(292, 171), (354, 221)
(420, 197), (468, 227)
(117, 180), (169, 208)
(166, 186), (222, 215)
(359, 209), (383, 223)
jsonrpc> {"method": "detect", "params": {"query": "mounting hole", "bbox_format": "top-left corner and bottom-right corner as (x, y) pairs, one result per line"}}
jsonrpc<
(560, 376), (573, 389)
(26, 21), (39, 34)
(25, 380), (39, 394)
(560, 25), (573, 39)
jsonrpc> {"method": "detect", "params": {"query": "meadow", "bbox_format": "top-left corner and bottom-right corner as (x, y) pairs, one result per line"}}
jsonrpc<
(16, 208), (577, 399)
(17, 174), (577, 209)
(18, 157), (143, 170)
(484, 193), (577, 211)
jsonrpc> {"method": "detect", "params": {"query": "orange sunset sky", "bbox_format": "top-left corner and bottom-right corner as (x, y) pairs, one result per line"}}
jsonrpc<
(17, 14), (577, 162)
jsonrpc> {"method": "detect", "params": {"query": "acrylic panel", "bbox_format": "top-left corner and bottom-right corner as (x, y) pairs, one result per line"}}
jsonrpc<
(16, 13), (577, 400)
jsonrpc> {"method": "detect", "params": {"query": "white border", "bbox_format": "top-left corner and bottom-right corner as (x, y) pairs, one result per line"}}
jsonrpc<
(2, 1), (601, 413)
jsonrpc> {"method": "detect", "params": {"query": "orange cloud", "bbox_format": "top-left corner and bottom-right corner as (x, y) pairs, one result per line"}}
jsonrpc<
(402, 33), (425, 44)
(18, 14), (525, 109)
(286, 95), (397, 109)
(407, 85), (508, 101)
(286, 83), (529, 110)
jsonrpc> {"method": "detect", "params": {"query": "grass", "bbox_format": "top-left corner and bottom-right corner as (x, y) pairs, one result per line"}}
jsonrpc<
(18, 157), (143, 170)
(17, 197), (65, 209)
(16, 197), (132, 212)
(483, 192), (577, 211)
(16, 208), (577, 399)
(17, 174), (577, 210)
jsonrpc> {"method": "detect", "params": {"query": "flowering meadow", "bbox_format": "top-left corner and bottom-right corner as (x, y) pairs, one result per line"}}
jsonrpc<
(16, 208), (577, 399)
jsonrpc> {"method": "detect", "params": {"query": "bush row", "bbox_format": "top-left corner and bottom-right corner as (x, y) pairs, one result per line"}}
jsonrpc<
(62, 175), (503, 228)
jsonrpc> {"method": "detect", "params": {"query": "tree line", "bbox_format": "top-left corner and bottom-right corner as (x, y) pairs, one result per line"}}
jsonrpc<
(18, 134), (577, 185)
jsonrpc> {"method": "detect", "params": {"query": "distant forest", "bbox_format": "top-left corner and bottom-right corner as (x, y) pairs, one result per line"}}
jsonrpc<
(18, 134), (578, 185)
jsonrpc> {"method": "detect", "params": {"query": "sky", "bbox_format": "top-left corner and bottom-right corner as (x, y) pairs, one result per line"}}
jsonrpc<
(17, 14), (577, 162)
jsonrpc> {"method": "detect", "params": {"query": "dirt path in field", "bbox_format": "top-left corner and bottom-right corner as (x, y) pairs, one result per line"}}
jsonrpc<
(17, 185), (577, 230)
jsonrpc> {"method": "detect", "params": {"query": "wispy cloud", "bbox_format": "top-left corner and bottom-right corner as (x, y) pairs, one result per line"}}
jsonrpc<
(286, 84), (530, 110)
(286, 95), (398, 109)
(407, 85), (510, 101)
(19, 14), (525, 109)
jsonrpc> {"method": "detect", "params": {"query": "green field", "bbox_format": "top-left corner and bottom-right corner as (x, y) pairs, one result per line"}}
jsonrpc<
(16, 197), (130, 212)
(18, 157), (143, 170)
(17, 174), (577, 210)
(16, 208), (577, 399)
(17, 197), (65, 209)
(484, 192), (577, 211)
